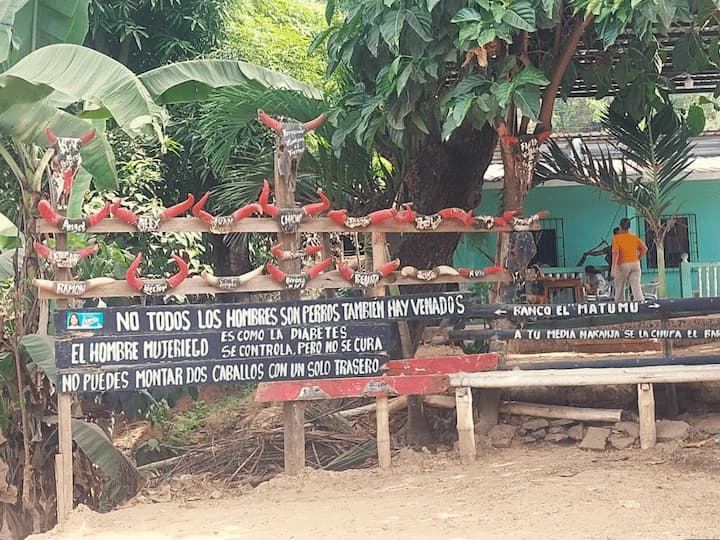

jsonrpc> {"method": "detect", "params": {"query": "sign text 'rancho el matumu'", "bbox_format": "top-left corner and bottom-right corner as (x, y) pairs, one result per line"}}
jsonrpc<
(55, 293), (470, 393)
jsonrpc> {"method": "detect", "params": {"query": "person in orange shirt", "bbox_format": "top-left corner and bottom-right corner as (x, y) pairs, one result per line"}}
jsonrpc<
(611, 217), (648, 302)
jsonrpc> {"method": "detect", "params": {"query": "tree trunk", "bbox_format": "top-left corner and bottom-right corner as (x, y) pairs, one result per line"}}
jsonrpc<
(395, 123), (498, 268)
(655, 239), (667, 299)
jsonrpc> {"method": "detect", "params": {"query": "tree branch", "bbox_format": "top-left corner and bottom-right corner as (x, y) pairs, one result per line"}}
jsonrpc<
(538, 15), (594, 130)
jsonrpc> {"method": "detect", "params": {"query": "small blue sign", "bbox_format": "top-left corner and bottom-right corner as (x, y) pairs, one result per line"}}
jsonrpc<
(66, 312), (104, 330)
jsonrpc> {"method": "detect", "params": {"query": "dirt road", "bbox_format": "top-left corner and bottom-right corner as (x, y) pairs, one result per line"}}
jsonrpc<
(32, 443), (720, 540)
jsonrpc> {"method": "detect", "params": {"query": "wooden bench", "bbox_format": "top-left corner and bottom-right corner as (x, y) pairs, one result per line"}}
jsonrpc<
(449, 363), (720, 461)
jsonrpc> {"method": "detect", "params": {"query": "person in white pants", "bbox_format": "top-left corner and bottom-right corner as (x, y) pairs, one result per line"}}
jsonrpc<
(611, 217), (648, 302)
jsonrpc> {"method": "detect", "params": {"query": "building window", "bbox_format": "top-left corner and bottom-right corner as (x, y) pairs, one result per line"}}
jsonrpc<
(530, 218), (565, 267)
(644, 215), (698, 269)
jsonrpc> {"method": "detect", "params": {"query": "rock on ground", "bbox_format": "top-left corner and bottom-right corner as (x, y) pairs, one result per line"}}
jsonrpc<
(609, 435), (636, 450)
(522, 418), (550, 431)
(656, 420), (690, 442)
(579, 427), (611, 451)
(488, 424), (516, 448)
(567, 424), (584, 441)
(614, 421), (640, 439)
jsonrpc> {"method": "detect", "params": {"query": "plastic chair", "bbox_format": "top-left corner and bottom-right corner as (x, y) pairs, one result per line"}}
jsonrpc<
(642, 280), (659, 300)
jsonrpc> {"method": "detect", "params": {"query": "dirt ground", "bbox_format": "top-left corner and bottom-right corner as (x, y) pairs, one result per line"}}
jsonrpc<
(31, 443), (720, 540)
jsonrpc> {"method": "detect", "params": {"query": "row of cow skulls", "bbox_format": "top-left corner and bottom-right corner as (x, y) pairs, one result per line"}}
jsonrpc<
(38, 185), (548, 234)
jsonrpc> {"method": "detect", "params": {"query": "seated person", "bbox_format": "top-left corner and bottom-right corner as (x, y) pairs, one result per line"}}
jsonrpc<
(584, 265), (609, 296)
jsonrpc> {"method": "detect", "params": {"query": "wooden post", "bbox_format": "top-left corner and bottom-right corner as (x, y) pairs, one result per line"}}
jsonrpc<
(375, 396), (391, 469)
(372, 232), (392, 468)
(455, 387), (476, 463)
(54, 230), (73, 520)
(273, 133), (305, 475)
(282, 401), (306, 473)
(638, 383), (657, 449)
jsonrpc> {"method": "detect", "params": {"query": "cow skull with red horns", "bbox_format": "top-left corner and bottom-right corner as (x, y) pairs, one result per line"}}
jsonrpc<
(34, 241), (98, 269)
(45, 127), (96, 211)
(257, 109), (326, 193)
(111, 195), (195, 232)
(193, 192), (262, 233)
(126, 253), (189, 295)
(337, 259), (400, 289)
(266, 258), (332, 290)
(259, 180), (330, 233)
(37, 199), (110, 233)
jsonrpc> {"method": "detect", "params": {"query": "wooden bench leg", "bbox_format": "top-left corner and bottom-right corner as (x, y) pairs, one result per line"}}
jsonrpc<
(283, 401), (306, 474)
(456, 387), (476, 463)
(376, 396), (391, 469)
(638, 383), (657, 449)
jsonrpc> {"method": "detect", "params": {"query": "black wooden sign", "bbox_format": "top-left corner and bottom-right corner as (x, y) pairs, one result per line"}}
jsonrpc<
(57, 353), (386, 393)
(56, 323), (391, 369)
(469, 297), (720, 320)
(450, 327), (720, 341)
(282, 123), (306, 158)
(55, 292), (470, 336)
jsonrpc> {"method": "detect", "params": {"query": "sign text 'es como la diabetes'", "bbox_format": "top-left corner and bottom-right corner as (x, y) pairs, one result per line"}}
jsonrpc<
(55, 324), (391, 368)
(56, 293), (469, 336)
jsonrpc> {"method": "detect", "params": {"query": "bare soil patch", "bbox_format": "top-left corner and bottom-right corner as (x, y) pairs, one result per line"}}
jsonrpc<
(31, 443), (720, 540)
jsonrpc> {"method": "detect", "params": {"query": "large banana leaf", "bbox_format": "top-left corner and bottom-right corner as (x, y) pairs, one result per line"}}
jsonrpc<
(0, 102), (117, 189)
(1, 0), (89, 67)
(0, 211), (18, 251)
(20, 333), (55, 380)
(0, 44), (167, 139)
(71, 420), (143, 505)
(139, 59), (323, 104)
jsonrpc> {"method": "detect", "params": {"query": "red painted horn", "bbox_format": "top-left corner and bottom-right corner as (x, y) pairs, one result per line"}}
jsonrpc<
(306, 258), (332, 278)
(257, 110), (283, 132)
(167, 254), (189, 288)
(302, 189), (331, 216)
(501, 135), (519, 144)
(337, 262), (355, 281)
(34, 241), (52, 259)
(38, 200), (61, 225)
(259, 180), (278, 217)
(484, 265), (506, 274)
(192, 192), (213, 223)
(160, 194), (195, 219)
(377, 259), (401, 276)
(45, 127), (58, 145)
(305, 245), (323, 256)
(79, 129), (97, 145)
(78, 245), (100, 259)
(368, 208), (397, 224)
(439, 208), (474, 227)
(232, 203), (262, 221)
(270, 243), (283, 260)
(493, 216), (509, 227)
(536, 130), (552, 141)
(395, 207), (417, 224)
(126, 253), (144, 290)
(111, 199), (139, 225)
(87, 203), (111, 226)
(328, 209), (348, 225)
(266, 262), (286, 282)
(302, 113), (327, 132)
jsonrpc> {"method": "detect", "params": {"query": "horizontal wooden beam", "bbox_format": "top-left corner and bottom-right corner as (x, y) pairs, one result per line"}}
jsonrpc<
(382, 354), (498, 376)
(450, 364), (720, 388)
(255, 374), (449, 402)
(36, 270), (510, 299)
(36, 217), (537, 235)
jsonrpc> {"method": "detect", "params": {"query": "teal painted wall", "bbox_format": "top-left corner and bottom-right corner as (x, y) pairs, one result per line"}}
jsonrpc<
(453, 179), (720, 298)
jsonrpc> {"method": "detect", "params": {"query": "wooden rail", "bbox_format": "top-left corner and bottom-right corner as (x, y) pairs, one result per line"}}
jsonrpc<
(35, 216), (537, 235)
(36, 270), (510, 299)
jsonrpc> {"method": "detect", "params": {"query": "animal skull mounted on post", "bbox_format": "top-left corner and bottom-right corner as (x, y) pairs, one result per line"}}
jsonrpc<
(45, 127), (96, 211)
(193, 192), (262, 233)
(38, 199), (111, 233)
(337, 259), (400, 289)
(201, 267), (264, 290)
(257, 110), (326, 193)
(34, 241), (98, 269)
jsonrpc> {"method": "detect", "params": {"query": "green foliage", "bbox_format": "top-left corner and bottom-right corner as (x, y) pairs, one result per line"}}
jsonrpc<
(0, 0), (90, 68)
(88, 0), (231, 72)
(221, 0), (329, 89)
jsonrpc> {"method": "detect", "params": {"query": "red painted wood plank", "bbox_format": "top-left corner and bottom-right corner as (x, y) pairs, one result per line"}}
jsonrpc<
(382, 354), (498, 376)
(255, 374), (449, 402)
